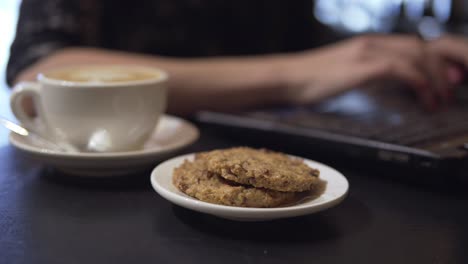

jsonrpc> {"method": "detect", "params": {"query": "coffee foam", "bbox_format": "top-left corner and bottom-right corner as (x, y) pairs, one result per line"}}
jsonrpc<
(44, 66), (161, 83)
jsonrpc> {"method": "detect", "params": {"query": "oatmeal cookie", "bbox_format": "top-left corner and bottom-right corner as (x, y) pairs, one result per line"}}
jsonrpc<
(173, 155), (298, 208)
(205, 147), (319, 192)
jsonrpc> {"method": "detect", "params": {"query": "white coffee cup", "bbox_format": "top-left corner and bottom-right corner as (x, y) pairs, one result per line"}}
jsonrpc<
(10, 65), (168, 152)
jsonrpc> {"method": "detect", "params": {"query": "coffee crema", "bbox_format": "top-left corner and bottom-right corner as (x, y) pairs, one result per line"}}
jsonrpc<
(44, 66), (161, 83)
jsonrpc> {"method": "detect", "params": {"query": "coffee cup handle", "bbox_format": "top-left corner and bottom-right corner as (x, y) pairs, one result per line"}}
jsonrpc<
(10, 82), (50, 137)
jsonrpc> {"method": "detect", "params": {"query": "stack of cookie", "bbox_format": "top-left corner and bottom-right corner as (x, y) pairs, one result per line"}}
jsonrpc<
(173, 147), (320, 208)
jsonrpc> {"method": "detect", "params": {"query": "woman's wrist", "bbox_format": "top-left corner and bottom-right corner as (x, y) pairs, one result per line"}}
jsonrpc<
(269, 52), (314, 105)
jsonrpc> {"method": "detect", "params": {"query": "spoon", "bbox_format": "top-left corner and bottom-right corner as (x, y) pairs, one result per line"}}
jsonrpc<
(0, 117), (79, 153)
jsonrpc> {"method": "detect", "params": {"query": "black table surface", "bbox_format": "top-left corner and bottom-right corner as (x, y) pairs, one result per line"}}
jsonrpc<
(0, 122), (467, 264)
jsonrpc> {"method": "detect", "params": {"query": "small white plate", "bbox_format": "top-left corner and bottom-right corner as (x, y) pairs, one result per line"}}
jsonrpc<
(151, 153), (349, 221)
(10, 115), (199, 176)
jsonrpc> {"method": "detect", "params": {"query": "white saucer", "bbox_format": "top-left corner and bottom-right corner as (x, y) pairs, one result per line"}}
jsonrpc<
(9, 115), (199, 176)
(151, 153), (349, 221)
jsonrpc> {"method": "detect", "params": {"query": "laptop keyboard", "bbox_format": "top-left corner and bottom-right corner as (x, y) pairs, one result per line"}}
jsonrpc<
(248, 86), (468, 147)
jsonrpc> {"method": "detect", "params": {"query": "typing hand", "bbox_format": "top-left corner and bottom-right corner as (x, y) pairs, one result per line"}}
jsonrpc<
(282, 34), (468, 110)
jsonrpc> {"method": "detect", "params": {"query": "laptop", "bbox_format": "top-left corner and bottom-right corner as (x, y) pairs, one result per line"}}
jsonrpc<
(196, 84), (468, 182)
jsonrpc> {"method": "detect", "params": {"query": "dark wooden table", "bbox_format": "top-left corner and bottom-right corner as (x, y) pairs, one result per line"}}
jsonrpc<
(0, 88), (467, 264)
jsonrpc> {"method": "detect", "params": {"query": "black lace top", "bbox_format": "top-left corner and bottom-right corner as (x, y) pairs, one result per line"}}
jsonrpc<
(7, 0), (330, 86)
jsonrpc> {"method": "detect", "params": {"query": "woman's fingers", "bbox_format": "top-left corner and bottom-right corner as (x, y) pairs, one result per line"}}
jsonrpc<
(289, 34), (466, 108)
(366, 54), (437, 110)
(430, 35), (468, 67)
(426, 51), (452, 105)
(363, 35), (454, 109)
(447, 65), (464, 85)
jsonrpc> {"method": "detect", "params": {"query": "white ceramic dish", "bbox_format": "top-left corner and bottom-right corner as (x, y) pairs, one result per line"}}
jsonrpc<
(151, 153), (349, 221)
(9, 115), (199, 176)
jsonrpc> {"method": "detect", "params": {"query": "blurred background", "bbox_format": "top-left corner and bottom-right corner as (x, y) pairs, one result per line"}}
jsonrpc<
(0, 0), (465, 127)
(2, 0), (466, 88)
(315, 0), (461, 36)
(0, 0), (20, 142)
(0, 0), (20, 90)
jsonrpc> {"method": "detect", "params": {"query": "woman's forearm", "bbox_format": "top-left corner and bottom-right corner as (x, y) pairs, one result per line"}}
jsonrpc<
(16, 35), (468, 115)
(15, 47), (290, 115)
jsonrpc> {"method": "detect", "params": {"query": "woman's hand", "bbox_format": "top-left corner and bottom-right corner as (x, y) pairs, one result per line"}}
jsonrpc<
(281, 34), (468, 110)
